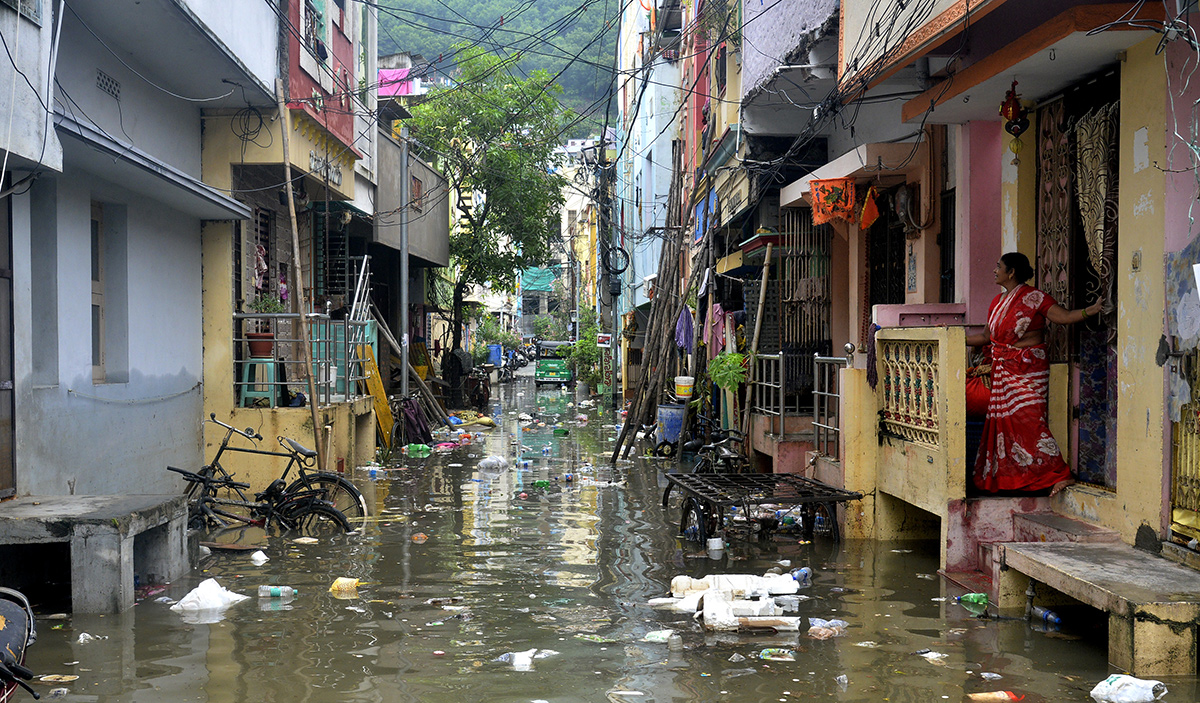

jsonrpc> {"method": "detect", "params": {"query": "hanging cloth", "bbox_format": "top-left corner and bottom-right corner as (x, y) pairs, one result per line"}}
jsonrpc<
(810, 178), (857, 225)
(675, 306), (694, 353)
(860, 185), (882, 229)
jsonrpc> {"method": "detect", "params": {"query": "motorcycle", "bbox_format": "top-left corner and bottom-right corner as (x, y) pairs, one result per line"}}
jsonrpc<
(0, 588), (37, 701)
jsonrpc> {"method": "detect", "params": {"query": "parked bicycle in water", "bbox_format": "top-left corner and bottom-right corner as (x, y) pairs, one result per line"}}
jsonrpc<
(167, 466), (351, 540)
(189, 413), (368, 523)
(0, 588), (37, 701)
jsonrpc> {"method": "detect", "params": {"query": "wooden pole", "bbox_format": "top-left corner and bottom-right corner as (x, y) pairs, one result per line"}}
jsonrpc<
(741, 243), (772, 441)
(276, 79), (326, 470)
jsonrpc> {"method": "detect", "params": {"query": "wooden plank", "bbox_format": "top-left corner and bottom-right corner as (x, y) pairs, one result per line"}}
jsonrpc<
(358, 345), (394, 448)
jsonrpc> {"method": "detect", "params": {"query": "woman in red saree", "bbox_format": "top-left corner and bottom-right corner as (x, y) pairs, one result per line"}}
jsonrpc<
(968, 253), (1103, 496)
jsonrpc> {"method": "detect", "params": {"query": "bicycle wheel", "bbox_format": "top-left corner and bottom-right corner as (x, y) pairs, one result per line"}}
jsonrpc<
(287, 473), (367, 521)
(283, 502), (351, 537)
(805, 502), (840, 542)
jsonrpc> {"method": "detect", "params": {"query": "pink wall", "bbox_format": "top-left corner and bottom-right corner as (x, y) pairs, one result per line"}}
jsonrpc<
(1165, 36), (1200, 255)
(958, 121), (1003, 323)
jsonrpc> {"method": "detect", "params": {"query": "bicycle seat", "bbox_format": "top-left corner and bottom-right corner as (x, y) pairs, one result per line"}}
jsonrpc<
(285, 438), (317, 458)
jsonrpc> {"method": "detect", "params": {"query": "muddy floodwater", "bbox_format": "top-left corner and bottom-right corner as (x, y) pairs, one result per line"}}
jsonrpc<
(25, 377), (1200, 702)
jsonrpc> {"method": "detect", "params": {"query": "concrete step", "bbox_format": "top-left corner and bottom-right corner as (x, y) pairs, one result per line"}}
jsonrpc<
(942, 569), (993, 595)
(1013, 512), (1121, 544)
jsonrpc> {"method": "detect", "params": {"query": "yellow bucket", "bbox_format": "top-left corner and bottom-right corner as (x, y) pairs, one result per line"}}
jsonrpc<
(674, 376), (695, 399)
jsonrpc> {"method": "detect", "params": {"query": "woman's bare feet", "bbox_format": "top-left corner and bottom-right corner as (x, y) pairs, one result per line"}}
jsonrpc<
(1049, 479), (1075, 497)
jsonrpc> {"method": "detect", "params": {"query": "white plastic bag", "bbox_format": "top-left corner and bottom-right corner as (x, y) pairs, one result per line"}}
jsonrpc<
(477, 456), (509, 476)
(170, 578), (249, 623)
(1089, 674), (1167, 703)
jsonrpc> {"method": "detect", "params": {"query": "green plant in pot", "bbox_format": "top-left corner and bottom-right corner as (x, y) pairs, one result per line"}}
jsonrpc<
(246, 293), (287, 357)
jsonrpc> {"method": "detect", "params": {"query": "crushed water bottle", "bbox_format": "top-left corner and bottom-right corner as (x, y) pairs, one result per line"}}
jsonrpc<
(258, 585), (298, 598)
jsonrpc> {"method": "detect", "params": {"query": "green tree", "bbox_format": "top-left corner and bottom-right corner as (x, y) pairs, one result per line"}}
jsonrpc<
(409, 47), (568, 350)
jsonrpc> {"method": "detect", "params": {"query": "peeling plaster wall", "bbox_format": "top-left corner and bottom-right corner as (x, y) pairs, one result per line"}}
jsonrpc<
(1114, 38), (1168, 542)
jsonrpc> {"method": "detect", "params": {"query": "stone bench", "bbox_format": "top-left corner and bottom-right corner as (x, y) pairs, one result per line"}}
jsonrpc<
(997, 541), (1200, 676)
(0, 495), (188, 613)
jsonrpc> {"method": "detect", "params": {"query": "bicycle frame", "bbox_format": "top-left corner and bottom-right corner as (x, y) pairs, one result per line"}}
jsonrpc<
(195, 416), (317, 501)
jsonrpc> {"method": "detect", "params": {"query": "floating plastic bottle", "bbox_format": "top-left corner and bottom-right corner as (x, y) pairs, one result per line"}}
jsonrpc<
(957, 593), (989, 605)
(406, 443), (431, 457)
(790, 567), (812, 586)
(258, 585), (298, 598)
(1029, 604), (1061, 626)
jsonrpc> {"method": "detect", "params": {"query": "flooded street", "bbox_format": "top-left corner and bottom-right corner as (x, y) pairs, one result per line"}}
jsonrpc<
(26, 377), (1200, 702)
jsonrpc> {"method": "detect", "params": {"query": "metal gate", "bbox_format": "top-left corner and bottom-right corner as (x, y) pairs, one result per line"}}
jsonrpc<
(779, 208), (833, 411)
(1172, 351), (1200, 539)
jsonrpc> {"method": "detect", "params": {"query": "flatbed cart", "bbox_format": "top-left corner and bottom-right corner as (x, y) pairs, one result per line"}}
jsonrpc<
(663, 473), (863, 543)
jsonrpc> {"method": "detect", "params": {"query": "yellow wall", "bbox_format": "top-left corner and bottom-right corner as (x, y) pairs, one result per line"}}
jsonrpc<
(1106, 37), (1167, 541)
(999, 113), (1038, 257)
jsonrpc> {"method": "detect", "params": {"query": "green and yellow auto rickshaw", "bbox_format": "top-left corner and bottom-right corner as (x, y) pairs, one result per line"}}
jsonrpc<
(534, 340), (573, 386)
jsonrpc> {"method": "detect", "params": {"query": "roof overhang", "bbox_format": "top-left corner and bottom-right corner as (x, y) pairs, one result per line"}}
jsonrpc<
(65, 0), (274, 108)
(56, 111), (250, 221)
(780, 142), (925, 208)
(900, 4), (1163, 124)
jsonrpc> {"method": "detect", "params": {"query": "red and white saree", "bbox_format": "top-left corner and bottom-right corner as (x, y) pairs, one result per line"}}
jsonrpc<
(973, 285), (1071, 493)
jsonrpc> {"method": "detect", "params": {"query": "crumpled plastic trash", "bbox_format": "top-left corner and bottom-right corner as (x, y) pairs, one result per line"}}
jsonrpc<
(169, 578), (249, 624)
(328, 577), (360, 598)
(249, 550), (269, 565)
(835, 674), (849, 690)
(477, 456), (509, 476)
(641, 630), (674, 643)
(758, 648), (795, 661)
(76, 632), (107, 644)
(518, 413), (534, 421)
(494, 648), (557, 671)
(1089, 674), (1167, 703)
(807, 617), (849, 639)
(728, 652), (746, 662)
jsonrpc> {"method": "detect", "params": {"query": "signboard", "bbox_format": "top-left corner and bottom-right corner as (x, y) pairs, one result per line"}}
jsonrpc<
(596, 333), (613, 348)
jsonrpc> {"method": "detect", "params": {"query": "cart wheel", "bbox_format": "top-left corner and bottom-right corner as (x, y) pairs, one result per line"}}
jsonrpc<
(680, 497), (709, 542)
(655, 441), (677, 458)
(804, 502), (840, 542)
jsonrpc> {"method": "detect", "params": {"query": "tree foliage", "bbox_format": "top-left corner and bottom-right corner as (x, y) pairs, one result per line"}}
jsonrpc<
(408, 47), (569, 349)
(377, 0), (615, 136)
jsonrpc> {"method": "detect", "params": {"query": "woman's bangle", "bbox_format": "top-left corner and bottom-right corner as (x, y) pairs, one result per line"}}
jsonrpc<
(1081, 308), (1089, 319)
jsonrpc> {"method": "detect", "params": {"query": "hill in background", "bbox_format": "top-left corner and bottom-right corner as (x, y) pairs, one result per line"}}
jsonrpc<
(377, 0), (617, 138)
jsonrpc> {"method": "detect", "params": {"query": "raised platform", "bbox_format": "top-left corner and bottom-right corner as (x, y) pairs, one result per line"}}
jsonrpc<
(0, 495), (188, 613)
(997, 541), (1200, 676)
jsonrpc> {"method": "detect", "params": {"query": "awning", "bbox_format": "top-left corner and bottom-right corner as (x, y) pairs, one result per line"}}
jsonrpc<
(780, 142), (924, 208)
(56, 111), (250, 221)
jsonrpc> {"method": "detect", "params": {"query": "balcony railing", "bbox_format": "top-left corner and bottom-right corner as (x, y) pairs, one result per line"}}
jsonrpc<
(750, 353), (803, 420)
(813, 344), (855, 459)
(878, 337), (942, 446)
(234, 312), (371, 408)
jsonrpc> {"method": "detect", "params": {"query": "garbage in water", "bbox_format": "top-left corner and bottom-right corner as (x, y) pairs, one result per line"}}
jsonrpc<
(957, 592), (989, 615)
(249, 550), (269, 565)
(854, 641), (878, 648)
(758, 648), (795, 661)
(1029, 604), (1061, 626)
(728, 653), (746, 662)
(292, 537), (319, 545)
(641, 630), (674, 643)
(169, 578), (249, 624)
(477, 456), (509, 475)
(980, 672), (1003, 680)
(76, 632), (107, 644)
(702, 590), (801, 631)
(494, 648), (557, 671)
(966, 693), (1024, 702)
(671, 573), (800, 598)
(917, 651), (948, 664)
(412, 533), (429, 543)
(1089, 674), (1167, 703)
(258, 585), (297, 598)
(37, 675), (79, 683)
(329, 577), (360, 598)
(607, 691), (645, 697)
(47, 689), (70, 699)
(574, 634), (619, 643)
(667, 633), (683, 651)
(198, 545), (212, 558)
(807, 617), (849, 639)
(835, 674), (848, 690)
(790, 567), (812, 586)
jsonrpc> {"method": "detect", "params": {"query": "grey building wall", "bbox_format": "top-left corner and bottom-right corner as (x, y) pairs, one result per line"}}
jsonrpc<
(376, 130), (450, 267)
(0, 3), (63, 172)
(741, 0), (839, 100)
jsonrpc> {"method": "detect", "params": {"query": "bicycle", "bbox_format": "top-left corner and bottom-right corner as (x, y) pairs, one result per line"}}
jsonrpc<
(193, 413), (368, 522)
(0, 587), (37, 701)
(167, 466), (351, 539)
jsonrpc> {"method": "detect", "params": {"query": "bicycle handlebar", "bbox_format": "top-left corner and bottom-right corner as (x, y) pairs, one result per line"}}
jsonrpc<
(208, 412), (262, 441)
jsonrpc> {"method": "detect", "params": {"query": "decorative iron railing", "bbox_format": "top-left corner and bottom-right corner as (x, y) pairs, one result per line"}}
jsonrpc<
(1171, 350), (1200, 538)
(878, 338), (940, 446)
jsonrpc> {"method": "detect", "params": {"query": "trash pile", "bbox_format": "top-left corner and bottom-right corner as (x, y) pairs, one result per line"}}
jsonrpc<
(648, 570), (824, 632)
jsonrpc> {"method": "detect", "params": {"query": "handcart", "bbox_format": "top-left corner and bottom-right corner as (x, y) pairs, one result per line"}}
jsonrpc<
(662, 473), (863, 543)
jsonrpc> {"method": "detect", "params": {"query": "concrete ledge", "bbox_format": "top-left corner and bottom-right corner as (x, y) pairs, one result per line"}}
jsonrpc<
(998, 541), (1200, 675)
(1013, 512), (1121, 543)
(0, 495), (189, 613)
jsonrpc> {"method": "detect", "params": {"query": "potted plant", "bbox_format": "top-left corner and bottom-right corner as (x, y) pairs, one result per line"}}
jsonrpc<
(246, 293), (287, 357)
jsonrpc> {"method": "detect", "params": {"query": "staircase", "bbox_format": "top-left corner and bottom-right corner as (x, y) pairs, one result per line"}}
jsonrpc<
(942, 496), (1120, 595)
